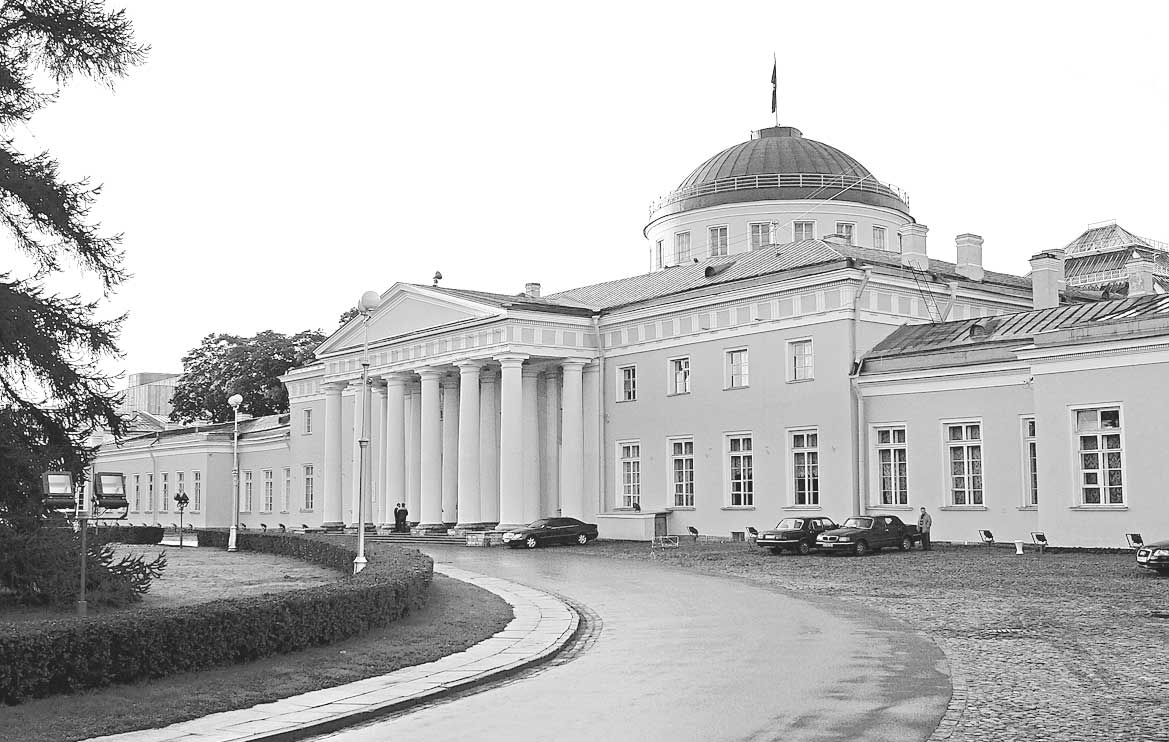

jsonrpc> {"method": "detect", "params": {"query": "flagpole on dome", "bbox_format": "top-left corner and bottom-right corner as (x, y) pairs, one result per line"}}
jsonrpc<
(771, 54), (778, 127)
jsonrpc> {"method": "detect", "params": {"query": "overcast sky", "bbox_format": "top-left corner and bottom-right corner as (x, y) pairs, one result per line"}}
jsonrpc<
(20, 0), (1169, 379)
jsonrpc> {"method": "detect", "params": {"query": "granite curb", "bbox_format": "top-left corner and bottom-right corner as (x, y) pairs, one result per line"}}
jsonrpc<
(84, 564), (581, 742)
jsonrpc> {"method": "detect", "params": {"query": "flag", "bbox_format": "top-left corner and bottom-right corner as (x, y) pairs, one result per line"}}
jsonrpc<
(770, 57), (777, 114)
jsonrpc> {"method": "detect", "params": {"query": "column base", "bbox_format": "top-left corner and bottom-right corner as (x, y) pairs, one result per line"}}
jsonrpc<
(321, 521), (345, 532)
(412, 523), (448, 535)
(452, 522), (495, 536)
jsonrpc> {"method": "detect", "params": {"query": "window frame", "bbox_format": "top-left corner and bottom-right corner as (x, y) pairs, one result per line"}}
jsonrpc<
(873, 425), (909, 506)
(793, 221), (815, 241)
(282, 466), (291, 513)
(176, 471), (185, 510)
(667, 355), (691, 396)
(655, 239), (664, 269)
(789, 428), (820, 506)
(243, 470), (254, 512)
(146, 473), (154, 512)
(725, 347), (749, 390)
(674, 231), (691, 263)
(303, 408), (313, 435)
(618, 364), (637, 402)
(159, 472), (169, 512)
(708, 225), (729, 257)
(1020, 416), (1038, 508)
(942, 419), (984, 507)
(787, 337), (814, 382)
(617, 440), (641, 509)
(262, 468), (274, 513)
(725, 432), (754, 508)
(835, 222), (856, 245)
(132, 474), (140, 512)
(1070, 404), (1126, 507)
(749, 222), (771, 249)
(873, 225), (887, 251)
(303, 464), (315, 511)
(669, 436), (695, 508)
(192, 470), (202, 512)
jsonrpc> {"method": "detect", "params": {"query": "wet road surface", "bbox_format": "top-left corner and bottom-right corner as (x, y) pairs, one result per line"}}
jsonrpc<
(312, 545), (949, 742)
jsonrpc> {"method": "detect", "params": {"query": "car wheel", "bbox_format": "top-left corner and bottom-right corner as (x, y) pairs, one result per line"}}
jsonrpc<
(797, 541), (812, 556)
(525, 536), (538, 549)
(899, 536), (913, 551)
(576, 533), (588, 545)
(853, 540), (869, 557)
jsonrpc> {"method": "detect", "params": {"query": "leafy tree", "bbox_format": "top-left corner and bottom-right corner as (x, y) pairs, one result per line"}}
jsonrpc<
(337, 306), (359, 326)
(169, 329), (326, 423)
(0, 1), (147, 519)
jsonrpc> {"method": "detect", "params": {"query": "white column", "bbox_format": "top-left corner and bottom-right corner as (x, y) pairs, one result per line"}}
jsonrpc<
(322, 381), (345, 530)
(560, 359), (586, 520)
(406, 379), (421, 525)
(479, 367), (500, 525)
(382, 374), (407, 529)
(495, 355), (527, 529)
(371, 378), (386, 527)
(582, 362), (600, 517)
(418, 368), (444, 529)
(348, 380), (364, 527)
(522, 366), (541, 524)
(441, 374), (459, 526)
(541, 368), (561, 516)
(456, 360), (483, 528)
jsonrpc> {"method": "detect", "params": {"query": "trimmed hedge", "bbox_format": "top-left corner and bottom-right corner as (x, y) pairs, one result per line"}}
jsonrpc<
(0, 532), (432, 704)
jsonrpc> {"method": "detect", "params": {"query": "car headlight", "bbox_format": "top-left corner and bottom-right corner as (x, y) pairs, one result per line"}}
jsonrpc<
(1154, 549), (1169, 557)
(837, 536), (851, 542)
(502, 532), (518, 541)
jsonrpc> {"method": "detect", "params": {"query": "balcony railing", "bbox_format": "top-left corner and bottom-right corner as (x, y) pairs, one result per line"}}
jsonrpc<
(649, 172), (910, 218)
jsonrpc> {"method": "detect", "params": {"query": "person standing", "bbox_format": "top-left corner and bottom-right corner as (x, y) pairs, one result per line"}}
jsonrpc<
(918, 506), (933, 550)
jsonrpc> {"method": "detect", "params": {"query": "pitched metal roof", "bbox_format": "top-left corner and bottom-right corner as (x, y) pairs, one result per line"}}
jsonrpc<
(1062, 222), (1156, 255)
(414, 285), (594, 316)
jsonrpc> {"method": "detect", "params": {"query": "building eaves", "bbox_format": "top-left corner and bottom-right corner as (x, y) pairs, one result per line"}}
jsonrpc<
(414, 285), (594, 317)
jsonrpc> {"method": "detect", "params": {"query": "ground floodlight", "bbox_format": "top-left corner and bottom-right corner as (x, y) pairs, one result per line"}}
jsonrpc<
(1031, 531), (1048, 545)
(42, 471), (76, 509)
(979, 529), (995, 545)
(1127, 533), (1144, 549)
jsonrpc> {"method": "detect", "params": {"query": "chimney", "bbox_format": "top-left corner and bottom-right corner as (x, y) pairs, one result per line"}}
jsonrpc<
(899, 223), (929, 271)
(524, 282), (542, 298)
(1125, 251), (1156, 297)
(1029, 250), (1065, 309)
(955, 233), (984, 282)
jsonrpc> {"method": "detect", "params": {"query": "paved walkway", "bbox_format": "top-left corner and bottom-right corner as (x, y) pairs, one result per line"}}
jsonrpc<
(85, 564), (578, 742)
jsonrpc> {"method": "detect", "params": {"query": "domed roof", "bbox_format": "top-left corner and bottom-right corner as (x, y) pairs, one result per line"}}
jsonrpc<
(678, 126), (872, 188)
(648, 125), (910, 224)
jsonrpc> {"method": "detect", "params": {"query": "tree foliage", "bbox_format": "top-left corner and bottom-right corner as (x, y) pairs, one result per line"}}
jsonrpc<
(0, 1), (147, 520)
(169, 330), (326, 423)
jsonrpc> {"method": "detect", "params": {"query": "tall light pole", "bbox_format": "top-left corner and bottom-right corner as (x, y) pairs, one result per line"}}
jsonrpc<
(354, 290), (381, 574)
(227, 393), (243, 552)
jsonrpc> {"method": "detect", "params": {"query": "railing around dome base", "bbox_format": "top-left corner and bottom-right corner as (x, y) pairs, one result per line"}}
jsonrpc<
(649, 172), (910, 218)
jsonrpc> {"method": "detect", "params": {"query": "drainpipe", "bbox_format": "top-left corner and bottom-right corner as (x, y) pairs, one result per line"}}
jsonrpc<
(849, 267), (873, 517)
(592, 314), (605, 515)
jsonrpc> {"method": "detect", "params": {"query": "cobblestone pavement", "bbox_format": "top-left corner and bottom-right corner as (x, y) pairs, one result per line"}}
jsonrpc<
(586, 542), (1169, 742)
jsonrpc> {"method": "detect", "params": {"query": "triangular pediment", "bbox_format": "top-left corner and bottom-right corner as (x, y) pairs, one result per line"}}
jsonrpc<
(316, 284), (502, 356)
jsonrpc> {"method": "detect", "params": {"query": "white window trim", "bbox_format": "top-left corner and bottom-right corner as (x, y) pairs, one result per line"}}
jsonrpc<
(281, 467), (292, 513)
(302, 463), (315, 512)
(262, 468), (274, 513)
(243, 470), (254, 512)
(667, 355), (691, 396)
(159, 472), (169, 512)
(617, 364), (637, 402)
(192, 470), (202, 512)
(835, 221), (856, 244)
(871, 423), (910, 508)
(793, 220), (816, 241)
(724, 431), (755, 509)
(786, 336), (814, 382)
(674, 231), (691, 263)
(873, 225), (887, 250)
(940, 418), (986, 509)
(787, 427), (821, 507)
(1068, 402), (1128, 509)
(303, 408), (313, 435)
(616, 439), (642, 510)
(132, 474), (140, 512)
(655, 239), (664, 269)
(708, 225), (729, 257)
(748, 222), (771, 249)
(668, 436), (695, 509)
(1019, 415), (1038, 510)
(724, 347), (750, 390)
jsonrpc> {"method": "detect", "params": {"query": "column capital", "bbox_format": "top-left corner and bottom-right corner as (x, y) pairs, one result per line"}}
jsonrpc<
(494, 353), (529, 368)
(479, 366), (499, 383)
(440, 373), (460, 389)
(417, 367), (445, 381)
(323, 381), (348, 394)
(521, 366), (541, 379)
(455, 359), (485, 373)
(384, 372), (411, 390)
(370, 377), (388, 392)
(561, 358), (589, 371)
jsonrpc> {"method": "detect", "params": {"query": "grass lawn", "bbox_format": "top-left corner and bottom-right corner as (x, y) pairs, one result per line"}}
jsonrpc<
(0, 547), (513, 742)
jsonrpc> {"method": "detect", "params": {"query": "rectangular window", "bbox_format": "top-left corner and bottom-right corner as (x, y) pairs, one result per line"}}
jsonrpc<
(728, 434), (753, 506)
(835, 222), (855, 245)
(243, 470), (253, 512)
(282, 467), (291, 512)
(726, 348), (749, 389)
(619, 365), (637, 401)
(671, 438), (695, 507)
(1022, 417), (1038, 506)
(159, 472), (168, 512)
(132, 474), (140, 511)
(873, 226), (887, 250)
(793, 221), (815, 241)
(1075, 407), (1124, 505)
(262, 469), (274, 512)
(619, 442), (641, 509)
(876, 426), (908, 505)
(946, 422), (983, 505)
(749, 222), (771, 249)
(303, 408), (313, 434)
(792, 430), (820, 505)
(146, 473), (154, 512)
(655, 239), (664, 269)
(193, 471), (202, 512)
(675, 232), (691, 263)
(669, 356), (690, 395)
(708, 226), (728, 257)
(789, 338), (814, 381)
(303, 464), (315, 510)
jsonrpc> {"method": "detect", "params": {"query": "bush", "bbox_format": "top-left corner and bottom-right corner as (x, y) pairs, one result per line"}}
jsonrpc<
(0, 533), (432, 703)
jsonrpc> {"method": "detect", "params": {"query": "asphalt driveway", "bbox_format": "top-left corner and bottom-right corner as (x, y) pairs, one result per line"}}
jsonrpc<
(316, 545), (949, 742)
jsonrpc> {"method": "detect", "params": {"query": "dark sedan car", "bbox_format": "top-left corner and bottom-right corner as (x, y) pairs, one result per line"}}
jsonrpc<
(756, 516), (837, 555)
(815, 515), (918, 556)
(1136, 539), (1169, 573)
(502, 517), (599, 549)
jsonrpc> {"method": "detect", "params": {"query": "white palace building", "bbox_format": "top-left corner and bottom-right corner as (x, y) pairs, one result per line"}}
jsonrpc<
(95, 123), (1169, 548)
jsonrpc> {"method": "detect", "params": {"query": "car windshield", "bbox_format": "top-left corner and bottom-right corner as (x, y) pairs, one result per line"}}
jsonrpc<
(775, 519), (804, 530)
(843, 517), (873, 529)
(528, 519), (551, 528)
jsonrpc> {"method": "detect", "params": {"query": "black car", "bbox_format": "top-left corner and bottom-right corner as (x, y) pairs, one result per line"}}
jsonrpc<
(502, 517), (599, 549)
(816, 515), (919, 556)
(1136, 539), (1169, 573)
(756, 516), (838, 555)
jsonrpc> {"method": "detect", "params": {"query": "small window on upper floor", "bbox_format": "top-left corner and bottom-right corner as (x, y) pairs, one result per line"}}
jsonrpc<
(619, 365), (637, 402)
(836, 223), (855, 245)
(303, 408), (313, 435)
(675, 232), (691, 263)
(749, 223), (770, 249)
(655, 239), (664, 269)
(794, 221), (815, 241)
(789, 339), (814, 381)
(709, 226), (728, 257)
(873, 226), (887, 251)
(726, 348), (749, 389)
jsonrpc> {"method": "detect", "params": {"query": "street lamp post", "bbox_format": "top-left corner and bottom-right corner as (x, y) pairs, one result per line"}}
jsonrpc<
(227, 393), (243, 552)
(174, 485), (189, 547)
(354, 290), (381, 575)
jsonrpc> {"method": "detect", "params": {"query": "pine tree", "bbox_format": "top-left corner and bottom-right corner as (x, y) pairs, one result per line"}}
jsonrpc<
(0, 1), (147, 518)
